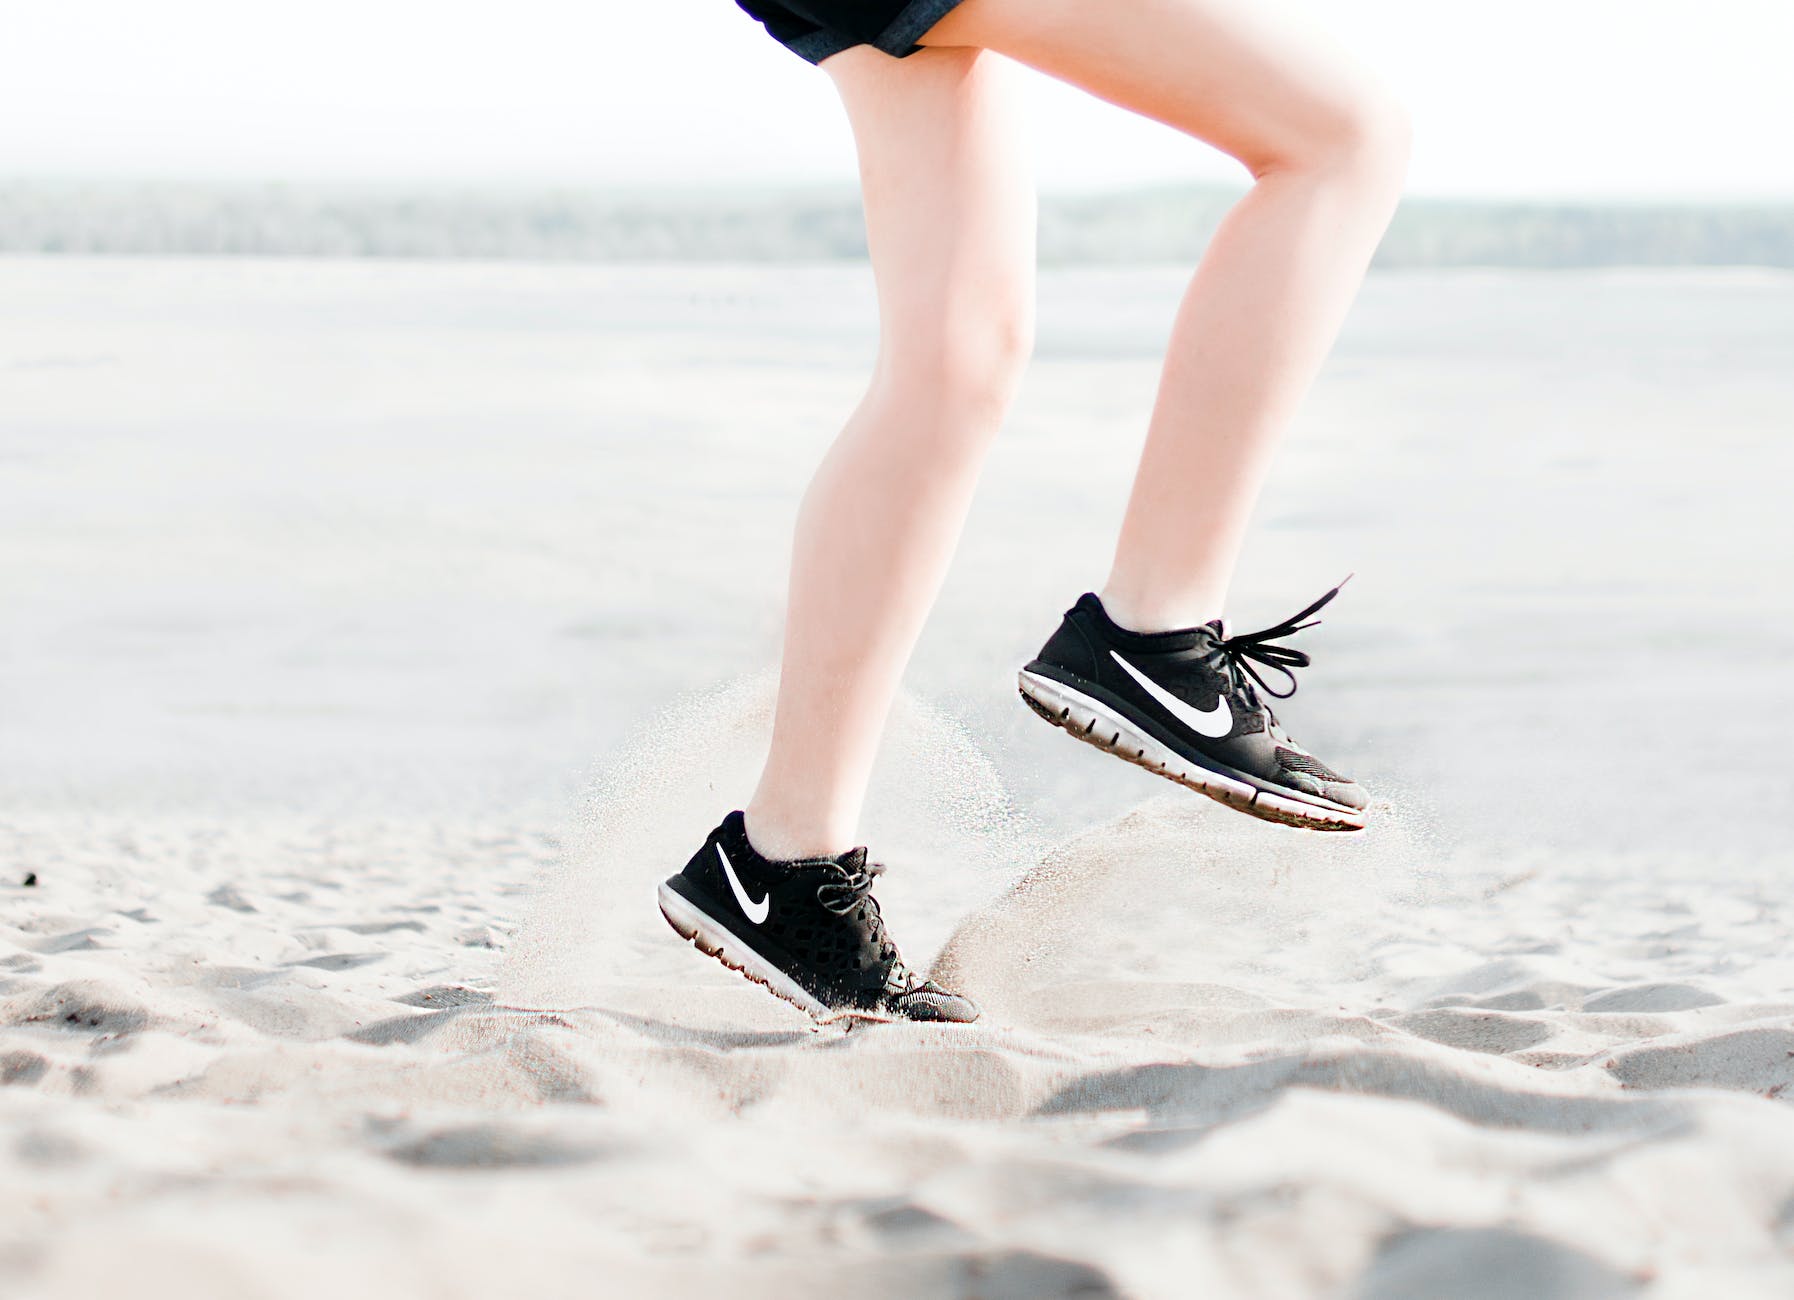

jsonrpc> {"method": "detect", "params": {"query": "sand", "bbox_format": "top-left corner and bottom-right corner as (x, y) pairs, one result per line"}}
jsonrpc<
(3, 258), (1794, 1297)
(7, 742), (1794, 1298)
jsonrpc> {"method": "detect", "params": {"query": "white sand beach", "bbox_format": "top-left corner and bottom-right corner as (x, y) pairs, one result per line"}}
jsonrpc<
(3, 258), (1793, 1298)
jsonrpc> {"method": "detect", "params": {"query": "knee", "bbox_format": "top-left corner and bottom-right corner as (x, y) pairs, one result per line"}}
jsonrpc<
(943, 303), (1036, 413)
(1252, 83), (1412, 194)
(881, 294), (1035, 432)
(1339, 87), (1412, 188)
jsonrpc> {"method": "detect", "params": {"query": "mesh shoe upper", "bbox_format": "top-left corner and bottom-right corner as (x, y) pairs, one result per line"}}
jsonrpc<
(1276, 746), (1348, 782)
(1025, 587), (1366, 811)
(667, 812), (978, 1022)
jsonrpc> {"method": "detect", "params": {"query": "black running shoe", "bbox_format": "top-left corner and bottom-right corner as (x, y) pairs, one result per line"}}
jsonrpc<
(658, 811), (978, 1023)
(1018, 579), (1368, 831)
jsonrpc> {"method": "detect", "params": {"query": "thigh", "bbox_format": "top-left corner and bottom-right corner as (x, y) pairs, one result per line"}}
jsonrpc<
(917, 0), (1401, 174)
(821, 44), (1036, 344)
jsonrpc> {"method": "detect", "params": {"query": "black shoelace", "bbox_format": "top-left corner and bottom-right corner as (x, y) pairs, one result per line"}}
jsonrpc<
(816, 860), (917, 992)
(1215, 575), (1351, 701)
(815, 857), (882, 915)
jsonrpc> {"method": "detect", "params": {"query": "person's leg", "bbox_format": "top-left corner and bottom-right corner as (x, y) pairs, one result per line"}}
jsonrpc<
(923, 0), (1409, 631)
(743, 43), (1036, 861)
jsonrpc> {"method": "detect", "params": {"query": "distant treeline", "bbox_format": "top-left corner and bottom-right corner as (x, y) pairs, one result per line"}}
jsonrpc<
(2, 180), (1791, 268)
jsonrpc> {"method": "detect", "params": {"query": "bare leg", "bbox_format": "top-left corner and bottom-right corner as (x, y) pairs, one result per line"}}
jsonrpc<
(744, 45), (1036, 860)
(925, 0), (1409, 630)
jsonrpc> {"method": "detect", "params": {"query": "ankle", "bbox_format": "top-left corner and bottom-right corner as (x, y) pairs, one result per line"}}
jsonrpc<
(1095, 584), (1222, 635)
(740, 802), (853, 864)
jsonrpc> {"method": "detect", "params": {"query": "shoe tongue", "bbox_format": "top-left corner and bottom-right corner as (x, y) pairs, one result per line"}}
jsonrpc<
(1206, 617), (1229, 639)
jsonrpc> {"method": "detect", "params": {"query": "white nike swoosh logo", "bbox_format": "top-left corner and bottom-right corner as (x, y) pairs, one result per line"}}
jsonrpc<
(1109, 650), (1233, 739)
(717, 844), (770, 925)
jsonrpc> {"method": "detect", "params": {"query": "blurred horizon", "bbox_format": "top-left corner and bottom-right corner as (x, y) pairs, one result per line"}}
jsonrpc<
(5, 178), (1793, 268)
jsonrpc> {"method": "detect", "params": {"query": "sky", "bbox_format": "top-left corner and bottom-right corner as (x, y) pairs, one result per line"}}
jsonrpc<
(2, 0), (1791, 201)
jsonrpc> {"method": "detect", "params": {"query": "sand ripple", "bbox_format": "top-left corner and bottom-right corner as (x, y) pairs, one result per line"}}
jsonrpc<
(4, 795), (1794, 1298)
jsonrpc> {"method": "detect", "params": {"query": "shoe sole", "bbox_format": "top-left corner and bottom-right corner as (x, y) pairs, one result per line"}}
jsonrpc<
(658, 883), (907, 1025)
(1017, 668), (1365, 833)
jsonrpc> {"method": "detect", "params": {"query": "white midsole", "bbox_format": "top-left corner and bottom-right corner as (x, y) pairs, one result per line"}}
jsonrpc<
(1017, 668), (1363, 829)
(657, 882), (829, 1016)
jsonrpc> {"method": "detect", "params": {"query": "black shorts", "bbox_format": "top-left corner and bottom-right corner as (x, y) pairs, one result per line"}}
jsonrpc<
(735, 0), (968, 65)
